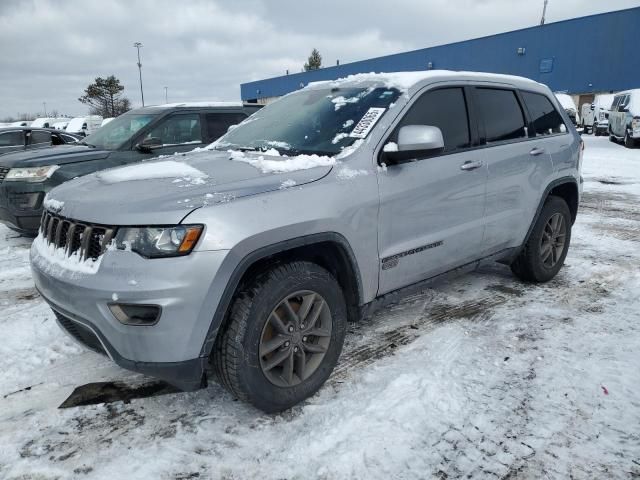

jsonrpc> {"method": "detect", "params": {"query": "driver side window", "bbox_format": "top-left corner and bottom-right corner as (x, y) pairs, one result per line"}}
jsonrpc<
(389, 87), (471, 153)
(144, 114), (202, 146)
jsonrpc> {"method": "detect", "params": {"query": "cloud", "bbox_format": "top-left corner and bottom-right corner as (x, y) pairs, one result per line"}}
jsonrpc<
(0, 0), (637, 118)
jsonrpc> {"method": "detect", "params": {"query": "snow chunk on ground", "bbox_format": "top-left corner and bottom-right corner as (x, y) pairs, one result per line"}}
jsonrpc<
(97, 161), (208, 184)
(31, 233), (103, 277)
(43, 196), (64, 212)
(232, 152), (335, 173)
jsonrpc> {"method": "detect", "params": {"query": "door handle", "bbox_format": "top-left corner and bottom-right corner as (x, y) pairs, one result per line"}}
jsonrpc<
(530, 147), (546, 156)
(460, 160), (483, 171)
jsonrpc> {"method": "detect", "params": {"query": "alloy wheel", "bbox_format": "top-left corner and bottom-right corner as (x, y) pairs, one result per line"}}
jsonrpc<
(540, 213), (566, 268)
(259, 290), (332, 387)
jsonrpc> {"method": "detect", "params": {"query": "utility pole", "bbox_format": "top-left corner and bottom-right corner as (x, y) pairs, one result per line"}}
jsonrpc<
(164, 86), (168, 103)
(133, 42), (145, 107)
(42, 102), (47, 116)
(540, 0), (549, 25)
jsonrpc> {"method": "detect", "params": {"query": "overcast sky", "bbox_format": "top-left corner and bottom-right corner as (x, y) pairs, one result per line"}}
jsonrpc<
(0, 0), (638, 119)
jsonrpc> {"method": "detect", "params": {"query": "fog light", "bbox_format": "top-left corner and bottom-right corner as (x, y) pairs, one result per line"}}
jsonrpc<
(108, 303), (161, 326)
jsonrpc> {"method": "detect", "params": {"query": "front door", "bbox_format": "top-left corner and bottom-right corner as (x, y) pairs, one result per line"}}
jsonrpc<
(377, 86), (487, 295)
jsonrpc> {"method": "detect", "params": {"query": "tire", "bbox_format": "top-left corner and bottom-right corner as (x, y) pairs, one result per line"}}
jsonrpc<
(624, 130), (636, 148)
(593, 122), (599, 136)
(211, 261), (347, 412)
(511, 196), (572, 283)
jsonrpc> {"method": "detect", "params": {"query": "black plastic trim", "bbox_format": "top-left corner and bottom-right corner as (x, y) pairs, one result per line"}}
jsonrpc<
(198, 232), (364, 358)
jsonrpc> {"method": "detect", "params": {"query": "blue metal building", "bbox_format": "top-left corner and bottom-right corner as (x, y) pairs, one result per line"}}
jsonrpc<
(241, 7), (640, 103)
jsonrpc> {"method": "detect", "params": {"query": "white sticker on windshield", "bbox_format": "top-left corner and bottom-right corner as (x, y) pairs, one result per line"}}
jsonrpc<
(349, 107), (386, 138)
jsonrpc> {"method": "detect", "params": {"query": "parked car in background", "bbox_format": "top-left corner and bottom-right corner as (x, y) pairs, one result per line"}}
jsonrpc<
(609, 90), (640, 148)
(554, 93), (580, 126)
(101, 117), (114, 127)
(581, 94), (614, 136)
(0, 127), (80, 155)
(9, 121), (32, 127)
(33, 71), (582, 412)
(52, 121), (69, 131)
(30, 117), (67, 128)
(66, 115), (103, 136)
(0, 102), (261, 234)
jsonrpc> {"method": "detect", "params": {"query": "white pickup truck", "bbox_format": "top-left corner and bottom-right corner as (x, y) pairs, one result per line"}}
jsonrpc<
(581, 94), (614, 136)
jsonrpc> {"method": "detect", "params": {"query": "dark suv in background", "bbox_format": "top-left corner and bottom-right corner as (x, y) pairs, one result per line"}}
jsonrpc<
(0, 127), (81, 155)
(0, 102), (261, 234)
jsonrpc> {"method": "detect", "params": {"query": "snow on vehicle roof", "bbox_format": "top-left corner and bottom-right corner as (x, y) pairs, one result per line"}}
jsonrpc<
(148, 101), (244, 109)
(554, 93), (577, 110)
(307, 70), (544, 92)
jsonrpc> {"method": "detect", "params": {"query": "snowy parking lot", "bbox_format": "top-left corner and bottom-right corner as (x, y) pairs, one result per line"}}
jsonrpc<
(0, 136), (639, 479)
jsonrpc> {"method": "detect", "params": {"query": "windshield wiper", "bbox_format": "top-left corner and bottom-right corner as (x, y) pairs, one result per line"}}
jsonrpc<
(78, 141), (97, 148)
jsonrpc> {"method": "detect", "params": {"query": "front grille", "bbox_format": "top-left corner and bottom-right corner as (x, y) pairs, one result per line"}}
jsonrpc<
(0, 167), (9, 183)
(55, 312), (107, 355)
(40, 211), (116, 261)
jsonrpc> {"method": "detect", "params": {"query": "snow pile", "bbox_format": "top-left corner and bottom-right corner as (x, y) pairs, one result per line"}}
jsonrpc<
(43, 196), (64, 212)
(337, 167), (369, 179)
(279, 179), (297, 189)
(31, 233), (103, 277)
(332, 133), (349, 144)
(97, 160), (208, 184)
(383, 142), (398, 152)
(231, 150), (336, 174)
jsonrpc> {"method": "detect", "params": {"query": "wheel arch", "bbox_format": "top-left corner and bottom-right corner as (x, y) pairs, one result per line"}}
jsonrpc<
(199, 232), (364, 358)
(520, 177), (579, 251)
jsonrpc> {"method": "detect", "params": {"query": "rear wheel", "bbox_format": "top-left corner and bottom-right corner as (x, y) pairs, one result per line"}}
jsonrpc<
(211, 261), (347, 412)
(511, 196), (572, 283)
(593, 122), (599, 136)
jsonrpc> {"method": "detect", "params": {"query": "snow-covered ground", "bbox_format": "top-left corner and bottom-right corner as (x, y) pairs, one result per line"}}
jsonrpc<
(1, 136), (639, 479)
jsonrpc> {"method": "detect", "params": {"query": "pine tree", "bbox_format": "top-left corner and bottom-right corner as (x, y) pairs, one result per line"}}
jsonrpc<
(304, 48), (322, 71)
(78, 76), (132, 117)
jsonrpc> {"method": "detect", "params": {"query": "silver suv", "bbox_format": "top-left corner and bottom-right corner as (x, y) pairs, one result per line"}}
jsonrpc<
(31, 71), (583, 412)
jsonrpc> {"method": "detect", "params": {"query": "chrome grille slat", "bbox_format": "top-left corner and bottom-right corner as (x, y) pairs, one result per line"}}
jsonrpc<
(0, 167), (9, 183)
(39, 211), (116, 261)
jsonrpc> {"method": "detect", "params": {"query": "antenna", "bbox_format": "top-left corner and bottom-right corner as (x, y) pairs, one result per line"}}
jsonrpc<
(540, 0), (548, 25)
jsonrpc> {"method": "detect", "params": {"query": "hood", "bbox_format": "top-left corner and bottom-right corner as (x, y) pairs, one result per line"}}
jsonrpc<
(46, 149), (333, 226)
(0, 145), (110, 168)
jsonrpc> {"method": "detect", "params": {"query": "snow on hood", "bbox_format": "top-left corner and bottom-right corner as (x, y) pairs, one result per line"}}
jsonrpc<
(96, 160), (209, 185)
(44, 149), (333, 226)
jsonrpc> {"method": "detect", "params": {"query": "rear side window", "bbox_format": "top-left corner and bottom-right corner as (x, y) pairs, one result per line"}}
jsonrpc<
(521, 92), (566, 136)
(205, 113), (248, 142)
(0, 131), (23, 147)
(392, 87), (470, 152)
(29, 130), (52, 145)
(612, 95), (622, 109)
(475, 88), (527, 143)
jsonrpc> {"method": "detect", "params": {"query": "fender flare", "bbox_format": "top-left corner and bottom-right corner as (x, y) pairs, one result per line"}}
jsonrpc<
(198, 232), (363, 358)
(519, 176), (579, 252)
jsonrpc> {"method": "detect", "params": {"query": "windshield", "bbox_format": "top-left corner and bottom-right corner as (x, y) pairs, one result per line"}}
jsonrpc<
(216, 86), (400, 156)
(83, 113), (156, 150)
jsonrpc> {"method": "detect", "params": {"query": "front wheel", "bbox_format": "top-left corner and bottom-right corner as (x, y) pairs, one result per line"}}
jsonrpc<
(624, 130), (636, 148)
(211, 261), (347, 412)
(511, 196), (572, 283)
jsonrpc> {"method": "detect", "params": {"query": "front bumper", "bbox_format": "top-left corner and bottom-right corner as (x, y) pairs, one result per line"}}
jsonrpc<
(31, 244), (231, 391)
(0, 180), (48, 234)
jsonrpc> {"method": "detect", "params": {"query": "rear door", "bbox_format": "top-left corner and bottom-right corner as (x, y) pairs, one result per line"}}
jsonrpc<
(377, 86), (487, 294)
(203, 112), (248, 143)
(473, 87), (554, 255)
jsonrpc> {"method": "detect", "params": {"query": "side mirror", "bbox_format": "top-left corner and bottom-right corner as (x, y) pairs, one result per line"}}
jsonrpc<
(383, 125), (445, 163)
(136, 136), (162, 152)
(618, 105), (629, 113)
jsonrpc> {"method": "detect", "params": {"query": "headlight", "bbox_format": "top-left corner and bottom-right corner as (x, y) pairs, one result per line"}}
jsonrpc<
(114, 225), (203, 258)
(5, 165), (59, 182)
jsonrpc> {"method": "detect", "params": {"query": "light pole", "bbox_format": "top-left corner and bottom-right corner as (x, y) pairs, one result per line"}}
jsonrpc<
(164, 86), (168, 104)
(133, 42), (145, 107)
(540, 0), (549, 25)
(42, 102), (47, 116)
